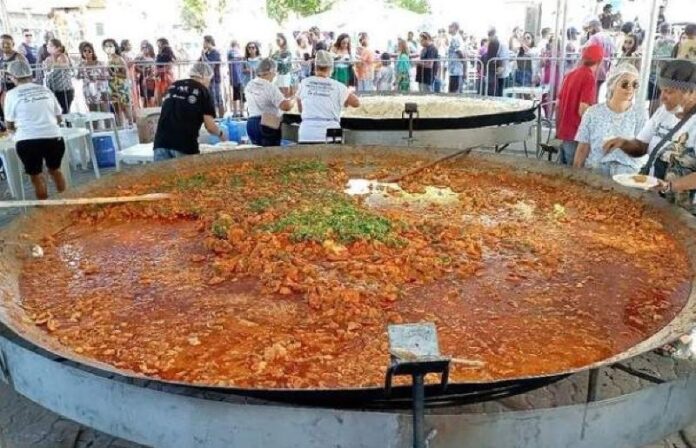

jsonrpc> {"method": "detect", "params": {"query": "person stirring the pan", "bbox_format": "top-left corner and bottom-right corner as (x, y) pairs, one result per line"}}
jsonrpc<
(3, 59), (66, 200)
(604, 60), (696, 213)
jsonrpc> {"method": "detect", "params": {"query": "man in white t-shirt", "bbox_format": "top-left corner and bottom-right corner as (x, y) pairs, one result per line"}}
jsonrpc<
(604, 60), (696, 212)
(636, 104), (680, 170)
(296, 50), (360, 143)
(244, 58), (295, 146)
(3, 59), (65, 199)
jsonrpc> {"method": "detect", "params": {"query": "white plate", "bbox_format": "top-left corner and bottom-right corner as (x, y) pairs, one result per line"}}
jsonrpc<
(612, 173), (659, 190)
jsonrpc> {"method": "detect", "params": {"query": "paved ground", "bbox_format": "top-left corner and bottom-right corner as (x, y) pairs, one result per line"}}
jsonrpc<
(1, 147), (695, 447)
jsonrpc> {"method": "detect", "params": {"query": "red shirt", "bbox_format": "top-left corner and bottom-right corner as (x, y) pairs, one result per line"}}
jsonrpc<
(556, 66), (597, 141)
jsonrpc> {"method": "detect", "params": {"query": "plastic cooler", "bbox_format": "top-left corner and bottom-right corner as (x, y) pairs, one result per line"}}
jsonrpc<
(92, 133), (116, 168)
(224, 118), (248, 143)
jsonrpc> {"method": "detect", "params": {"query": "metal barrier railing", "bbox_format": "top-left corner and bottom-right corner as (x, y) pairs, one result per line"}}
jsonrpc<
(0, 55), (676, 132)
(482, 55), (671, 101)
(0, 57), (489, 124)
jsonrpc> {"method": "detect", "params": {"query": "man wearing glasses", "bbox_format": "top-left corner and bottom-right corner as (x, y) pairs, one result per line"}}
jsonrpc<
(17, 30), (38, 83)
(18, 30), (37, 68)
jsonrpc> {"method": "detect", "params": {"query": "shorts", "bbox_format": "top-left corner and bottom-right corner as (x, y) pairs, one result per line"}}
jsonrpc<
(16, 137), (65, 176)
(232, 83), (244, 101)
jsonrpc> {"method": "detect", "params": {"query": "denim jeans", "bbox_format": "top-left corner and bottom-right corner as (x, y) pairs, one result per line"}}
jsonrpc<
(357, 79), (374, 92)
(418, 83), (433, 93)
(246, 116), (281, 147)
(154, 148), (188, 162)
(560, 140), (578, 166)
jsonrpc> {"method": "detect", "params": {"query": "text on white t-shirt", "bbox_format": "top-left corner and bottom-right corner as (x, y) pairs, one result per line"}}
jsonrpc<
(4, 83), (62, 142)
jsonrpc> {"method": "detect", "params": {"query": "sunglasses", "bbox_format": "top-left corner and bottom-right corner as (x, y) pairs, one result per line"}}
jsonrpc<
(24, 34), (32, 38)
(620, 80), (639, 90)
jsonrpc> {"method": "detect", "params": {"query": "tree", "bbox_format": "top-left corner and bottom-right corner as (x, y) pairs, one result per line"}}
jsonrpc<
(266, 0), (335, 24)
(388, 0), (430, 14)
(181, 0), (207, 33)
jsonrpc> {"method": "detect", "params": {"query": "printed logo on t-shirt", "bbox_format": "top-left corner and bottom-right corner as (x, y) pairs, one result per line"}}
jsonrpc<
(166, 84), (201, 104)
(655, 122), (673, 140)
(303, 79), (335, 98)
(14, 86), (53, 104)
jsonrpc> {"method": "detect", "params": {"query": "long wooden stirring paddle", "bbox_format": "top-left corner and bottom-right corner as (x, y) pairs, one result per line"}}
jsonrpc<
(0, 193), (172, 208)
(383, 147), (475, 183)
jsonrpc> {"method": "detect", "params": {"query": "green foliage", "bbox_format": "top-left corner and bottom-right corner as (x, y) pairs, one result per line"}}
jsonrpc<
(174, 173), (211, 191)
(278, 160), (327, 175)
(181, 0), (208, 32)
(388, 0), (430, 14)
(249, 197), (274, 213)
(266, 0), (335, 24)
(267, 196), (396, 245)
(211, 214), (234, 239)
(228, 175), (245, 189)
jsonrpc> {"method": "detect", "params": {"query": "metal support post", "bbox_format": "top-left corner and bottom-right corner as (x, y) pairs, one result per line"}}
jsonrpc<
(587, 368), (600, 403)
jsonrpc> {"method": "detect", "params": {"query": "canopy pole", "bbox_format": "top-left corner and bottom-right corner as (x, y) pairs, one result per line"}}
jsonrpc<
(549, 0), (564, 102)
(557, 0), (570, 96)
(0, 0), (11, 34)
(638, 0), (660, 108)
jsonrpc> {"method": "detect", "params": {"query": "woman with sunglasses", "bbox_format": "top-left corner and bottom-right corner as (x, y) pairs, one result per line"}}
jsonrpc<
(77, 41), (109, 112)
(573, 64), (647, 175)
(242, 41), (261, 92)
(514, 31), (538, 88)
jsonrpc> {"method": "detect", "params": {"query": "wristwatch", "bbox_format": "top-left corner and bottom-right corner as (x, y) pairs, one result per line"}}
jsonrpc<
(661, 181), (673, 194)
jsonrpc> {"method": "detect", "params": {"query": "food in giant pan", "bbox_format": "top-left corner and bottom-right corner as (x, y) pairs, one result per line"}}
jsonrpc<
(292, 95), (532, 119)
(5, 149), (692, 389)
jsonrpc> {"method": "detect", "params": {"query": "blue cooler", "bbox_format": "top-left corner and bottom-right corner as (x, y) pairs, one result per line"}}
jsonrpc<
(236, 120), (248, 141)
(223, 118), (238, 142)
(227, 119), (248, 143)
(92, 134), (116, 168)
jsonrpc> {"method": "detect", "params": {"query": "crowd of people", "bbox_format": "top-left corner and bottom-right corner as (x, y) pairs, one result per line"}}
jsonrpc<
(555, 31), (696, 217)
(0, 3), (695, 213)
(0, 11), (694, 121)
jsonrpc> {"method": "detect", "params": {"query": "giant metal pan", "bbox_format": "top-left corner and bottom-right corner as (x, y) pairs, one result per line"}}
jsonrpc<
(282, 93), (537, 131)
(1, 146), (695, 408)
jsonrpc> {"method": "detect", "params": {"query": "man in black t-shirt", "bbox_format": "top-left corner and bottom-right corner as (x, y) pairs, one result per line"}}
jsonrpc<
(153, 62), (226, 161)
(416, 32), (438, 93)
